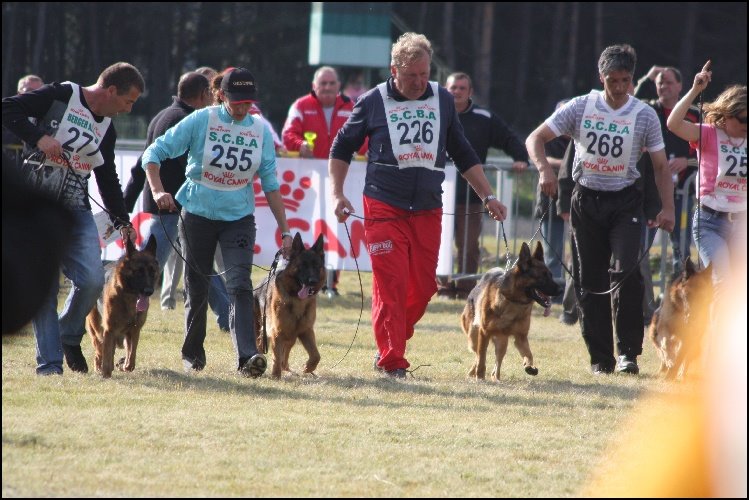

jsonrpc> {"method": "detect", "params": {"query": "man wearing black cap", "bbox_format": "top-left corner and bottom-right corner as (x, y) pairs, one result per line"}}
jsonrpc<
(141, 67), (293, 378)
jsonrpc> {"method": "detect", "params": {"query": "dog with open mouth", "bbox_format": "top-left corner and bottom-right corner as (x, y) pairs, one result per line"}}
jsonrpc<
(86, 234), (159, 378)
(461, 241), (562, 380)
(254, 232), (325, 378)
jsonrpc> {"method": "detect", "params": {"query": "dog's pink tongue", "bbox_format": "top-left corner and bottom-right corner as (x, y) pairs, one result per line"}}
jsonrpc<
(544, 305), (551, 317)
(136, 295), (149, 312)
(298, 286), (313, 299)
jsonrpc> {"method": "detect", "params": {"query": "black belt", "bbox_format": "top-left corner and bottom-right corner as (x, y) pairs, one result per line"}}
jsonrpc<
(701, 205), (746, 222)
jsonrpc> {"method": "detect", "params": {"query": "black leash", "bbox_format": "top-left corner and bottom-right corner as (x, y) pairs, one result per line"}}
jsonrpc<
(328, 220), (365, 369)
(534, 196), (657, 296)
(260, 250), (283, 355)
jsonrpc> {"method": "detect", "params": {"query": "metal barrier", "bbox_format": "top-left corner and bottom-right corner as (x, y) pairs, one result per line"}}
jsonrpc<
(655, 171), (697, 291)
(448, 157), (537, 283)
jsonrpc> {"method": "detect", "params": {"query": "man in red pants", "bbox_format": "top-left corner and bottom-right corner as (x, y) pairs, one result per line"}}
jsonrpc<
(329, 33), (507, 378)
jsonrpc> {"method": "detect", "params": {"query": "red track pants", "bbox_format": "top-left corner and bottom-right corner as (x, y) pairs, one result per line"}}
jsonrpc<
(364, 196), (442, 371)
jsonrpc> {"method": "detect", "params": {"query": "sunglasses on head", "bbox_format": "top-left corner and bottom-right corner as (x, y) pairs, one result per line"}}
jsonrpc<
(735, 115), (747, 124)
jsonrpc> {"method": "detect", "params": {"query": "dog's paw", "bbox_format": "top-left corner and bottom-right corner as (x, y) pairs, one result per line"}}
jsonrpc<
(524, 365), (539, 376)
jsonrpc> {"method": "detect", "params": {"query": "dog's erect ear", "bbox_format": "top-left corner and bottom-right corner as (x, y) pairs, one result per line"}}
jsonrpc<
(517, 242), (531, 270)
(143, 234), (157, 256)
(125, 233), (137, 257)
(532, 240), (544, 261)
(312, 233), (325, 259)
(290, 232), (304, 257)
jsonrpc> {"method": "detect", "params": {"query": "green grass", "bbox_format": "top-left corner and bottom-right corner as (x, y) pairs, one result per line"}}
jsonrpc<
(2, 272), (685, 497)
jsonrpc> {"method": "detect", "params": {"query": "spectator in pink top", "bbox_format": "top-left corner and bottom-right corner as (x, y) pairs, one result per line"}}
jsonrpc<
(667, 64), (746, 304)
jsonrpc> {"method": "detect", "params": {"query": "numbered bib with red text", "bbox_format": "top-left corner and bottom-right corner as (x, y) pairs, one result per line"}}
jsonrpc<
(378, 82), (441, 170)
(199, 107), (263, 191)
(576, 91), (643, 179)
(714, 128), (747, 200)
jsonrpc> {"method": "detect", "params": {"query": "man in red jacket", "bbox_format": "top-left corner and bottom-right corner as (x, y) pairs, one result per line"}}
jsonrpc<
(282, 66), (364, 159)
(283, 66), (364, 295)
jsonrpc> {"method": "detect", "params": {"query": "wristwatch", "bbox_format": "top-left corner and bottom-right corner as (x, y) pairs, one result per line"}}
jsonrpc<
(482, 194), (497, 206)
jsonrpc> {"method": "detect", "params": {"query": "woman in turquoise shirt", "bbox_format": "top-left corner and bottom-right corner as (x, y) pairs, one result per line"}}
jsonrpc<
(143, 68), (292, 378)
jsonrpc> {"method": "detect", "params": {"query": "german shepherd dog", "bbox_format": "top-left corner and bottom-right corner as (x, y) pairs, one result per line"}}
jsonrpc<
(86, 235), (159, 378)
(254, 233), (325, 378)
(461, 241), (562, 380)
(649, 257), (713, 380)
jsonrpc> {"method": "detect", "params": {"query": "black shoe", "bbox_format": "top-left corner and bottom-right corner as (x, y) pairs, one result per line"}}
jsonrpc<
(373, 353), (383, 372)
(62, 344), (88, 373)
(591, 362), (614, 375)
(385, 368), (407, 379)
(182, 357), (205, 373)
(239, 353), (267, 378)
(558, 313), (578, 326)
(616, 355), (639, 375)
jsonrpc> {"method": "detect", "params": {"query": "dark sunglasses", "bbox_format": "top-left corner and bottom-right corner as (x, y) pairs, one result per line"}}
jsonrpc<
(735, 115), (747, 124)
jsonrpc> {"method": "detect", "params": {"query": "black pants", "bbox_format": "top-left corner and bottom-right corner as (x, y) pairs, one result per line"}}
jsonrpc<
(571, 184), (644, 368)
(179, 210), (257, 369)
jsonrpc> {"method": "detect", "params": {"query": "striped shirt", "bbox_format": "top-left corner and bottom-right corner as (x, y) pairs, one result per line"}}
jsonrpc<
(547, 91), (664, 191)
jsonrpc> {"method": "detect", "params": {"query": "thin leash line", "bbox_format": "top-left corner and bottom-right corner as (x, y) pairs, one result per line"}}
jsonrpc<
(157, 208), (282, 351)
(535, 195), (658, 296)
(328, 220), (365, 370)
(157, 208), (277, 287)
(695, 87), (704, 271)
(346, 209), (515, 271)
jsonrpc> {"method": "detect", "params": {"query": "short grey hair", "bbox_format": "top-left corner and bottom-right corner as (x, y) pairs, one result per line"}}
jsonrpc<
(597, 45), (636, 76)
(313, 66), (339, 83)
(391, 32), (433, 68)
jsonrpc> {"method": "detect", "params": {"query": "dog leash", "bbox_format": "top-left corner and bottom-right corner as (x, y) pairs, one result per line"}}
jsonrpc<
(327, 218), (433, 378)
(327, 220), (365, 370)
(534, 195), (658, 296)
(259, 250), (283, 355)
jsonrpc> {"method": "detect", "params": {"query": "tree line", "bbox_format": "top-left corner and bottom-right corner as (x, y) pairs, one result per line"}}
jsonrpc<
(3, 2), (746, 140)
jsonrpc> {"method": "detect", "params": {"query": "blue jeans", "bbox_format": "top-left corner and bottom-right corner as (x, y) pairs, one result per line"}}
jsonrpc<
(32, 210), (104, 375)
(692, 208), (746, 305)
(144, 212), (230, 330)
(539, 212), (565, 284)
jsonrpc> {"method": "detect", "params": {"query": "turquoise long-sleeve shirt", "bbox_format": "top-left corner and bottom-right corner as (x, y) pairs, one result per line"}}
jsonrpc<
(142, 104), (279, 221)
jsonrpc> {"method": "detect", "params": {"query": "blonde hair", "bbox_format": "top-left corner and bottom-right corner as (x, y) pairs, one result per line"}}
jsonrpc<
(391, 32), (433, 68)
(704, 84), (747, 128)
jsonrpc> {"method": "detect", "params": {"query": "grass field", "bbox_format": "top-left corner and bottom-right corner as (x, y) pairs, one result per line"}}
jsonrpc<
(2, 271), (691, 497)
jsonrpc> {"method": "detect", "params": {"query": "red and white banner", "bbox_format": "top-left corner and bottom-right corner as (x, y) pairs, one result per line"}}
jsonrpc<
(92, 154), (457, 275)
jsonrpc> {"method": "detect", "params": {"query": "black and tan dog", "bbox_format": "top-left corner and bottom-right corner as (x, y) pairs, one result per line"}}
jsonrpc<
(649, 257), (713, 380)
(461, 241), (562, 380)
(86, 235), (159, 378)
(254, 233), (325, 378)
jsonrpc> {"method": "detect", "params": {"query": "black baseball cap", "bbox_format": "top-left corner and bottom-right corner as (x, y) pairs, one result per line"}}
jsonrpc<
(220, 67), (257, 103)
